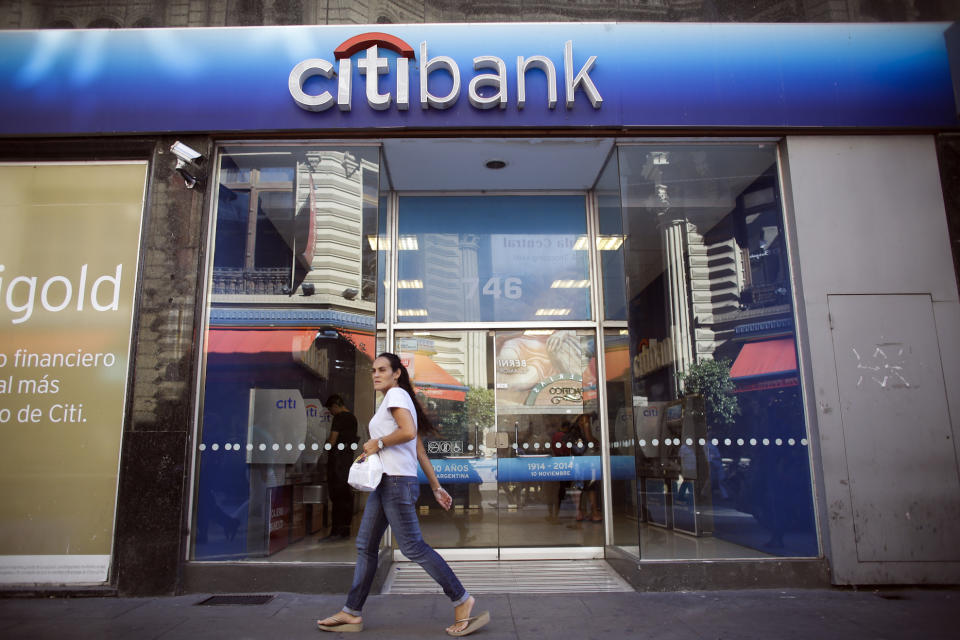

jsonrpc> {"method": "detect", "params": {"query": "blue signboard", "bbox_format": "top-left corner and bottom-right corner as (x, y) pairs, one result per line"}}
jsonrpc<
(0, 22), (956, 135)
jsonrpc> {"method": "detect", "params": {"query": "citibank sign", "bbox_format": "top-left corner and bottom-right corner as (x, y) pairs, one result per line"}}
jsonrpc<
(288, 31), (602, 113)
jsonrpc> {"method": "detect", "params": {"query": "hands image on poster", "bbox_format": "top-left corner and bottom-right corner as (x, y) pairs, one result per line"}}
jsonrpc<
(495, 330), (589, 409)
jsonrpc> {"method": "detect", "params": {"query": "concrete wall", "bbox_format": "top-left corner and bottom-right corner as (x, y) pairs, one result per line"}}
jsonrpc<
(2, 0), (958, 29)
(782, 135), (960, 585)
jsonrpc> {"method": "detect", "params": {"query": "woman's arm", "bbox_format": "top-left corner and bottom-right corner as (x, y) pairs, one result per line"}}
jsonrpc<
(417, 436), (452, 510)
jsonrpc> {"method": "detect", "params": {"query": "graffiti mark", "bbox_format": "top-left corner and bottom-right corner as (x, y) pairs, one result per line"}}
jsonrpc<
(852, 345), (912, 389)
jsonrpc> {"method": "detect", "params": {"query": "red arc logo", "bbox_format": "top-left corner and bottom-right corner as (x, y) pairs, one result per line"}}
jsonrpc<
(334, 32), (416, 59)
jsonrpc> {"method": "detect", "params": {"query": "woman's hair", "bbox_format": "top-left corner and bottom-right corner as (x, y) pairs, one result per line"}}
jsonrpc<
(376, 352), (437, 437)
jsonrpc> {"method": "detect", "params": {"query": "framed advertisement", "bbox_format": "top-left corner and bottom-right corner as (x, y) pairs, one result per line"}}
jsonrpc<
(0, 163), (146, 584)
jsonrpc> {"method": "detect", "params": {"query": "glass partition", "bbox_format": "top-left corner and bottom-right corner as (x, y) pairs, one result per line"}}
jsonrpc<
(618, 143), (817, 559)
(192, 145), (380, 562)
(604, 328), (639, 555)
(596, 152), (627, 321)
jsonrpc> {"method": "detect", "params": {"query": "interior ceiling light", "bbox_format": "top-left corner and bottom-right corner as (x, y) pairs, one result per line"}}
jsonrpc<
(551, 279), (591, 289)
(573, 235), (624, 251)
(396, 280), (424, 289)
(367, 236), (420, 250)
(523, 329), (555, 336)
(535, 308), (572, 316)
(397, 309), (428, 317)
(397, 235), (419, 250)
(484, 159), (507, 170)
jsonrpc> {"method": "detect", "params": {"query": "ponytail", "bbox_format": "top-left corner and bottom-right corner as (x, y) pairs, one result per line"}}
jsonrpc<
(377, 352), (437, 438)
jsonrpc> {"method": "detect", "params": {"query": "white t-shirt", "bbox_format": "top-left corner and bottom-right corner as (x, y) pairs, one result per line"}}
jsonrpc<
(368, 386), (419, 477)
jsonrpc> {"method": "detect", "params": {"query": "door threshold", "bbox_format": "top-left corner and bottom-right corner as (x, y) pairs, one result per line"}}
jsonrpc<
(393, 547), (604, 562)
(383, 557), (633, 594)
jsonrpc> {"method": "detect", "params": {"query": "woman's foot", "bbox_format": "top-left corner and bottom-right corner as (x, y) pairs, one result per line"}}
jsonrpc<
(446, 596), (490, 636)
(317, 611), (363, 632)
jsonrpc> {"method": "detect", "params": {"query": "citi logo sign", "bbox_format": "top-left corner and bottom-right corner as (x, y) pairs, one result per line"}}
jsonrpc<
(288, 31), (602, 113)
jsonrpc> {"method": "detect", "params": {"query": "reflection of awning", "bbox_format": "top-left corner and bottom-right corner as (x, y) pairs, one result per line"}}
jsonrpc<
(409, 354), (468, 402)
(730, 338), (798, 390)
(604, 347), (630, 381)
(206, 329), (316, 354)
(337, 329), (375, 360)
(209, 306), (375, 330)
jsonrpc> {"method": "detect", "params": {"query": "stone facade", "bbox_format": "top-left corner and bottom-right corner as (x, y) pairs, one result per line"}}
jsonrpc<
(2, 0), (958, 29)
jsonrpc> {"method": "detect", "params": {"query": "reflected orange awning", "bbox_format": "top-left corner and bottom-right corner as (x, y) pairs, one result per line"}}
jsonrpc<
(730, 338), (797, 380)
(337, 329), (376, 360)
(604, 347), (631, 381)
(409, 353), (467, 402)
(206, 329), (315, 354)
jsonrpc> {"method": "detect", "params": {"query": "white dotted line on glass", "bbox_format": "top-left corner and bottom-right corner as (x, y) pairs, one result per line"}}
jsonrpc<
(621, 437), (806, 448)
(198, 442), (361, 452)
(198, 438), (808, 452)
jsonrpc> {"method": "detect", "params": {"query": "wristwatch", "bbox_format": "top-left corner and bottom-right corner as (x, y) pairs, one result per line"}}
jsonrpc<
(377, 438), (384, 450)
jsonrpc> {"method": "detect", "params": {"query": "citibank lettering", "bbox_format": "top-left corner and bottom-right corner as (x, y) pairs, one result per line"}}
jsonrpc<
(289, 32), (602, 113)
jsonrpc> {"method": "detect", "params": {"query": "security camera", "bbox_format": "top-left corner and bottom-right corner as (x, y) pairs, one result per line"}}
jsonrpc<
(170, 141), (203, 165)
(170, 141), (204, 189)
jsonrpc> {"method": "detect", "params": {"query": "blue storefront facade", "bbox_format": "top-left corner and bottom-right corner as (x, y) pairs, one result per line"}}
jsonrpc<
(1, 22), (958, 594)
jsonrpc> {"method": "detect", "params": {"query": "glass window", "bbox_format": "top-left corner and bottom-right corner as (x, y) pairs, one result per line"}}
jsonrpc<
(604, 328), (639, 555)
(193, 145), (380, 562)
(596, 154), (627, 321)
(617, 143), (817, 559)
(396, 195), (591, 322)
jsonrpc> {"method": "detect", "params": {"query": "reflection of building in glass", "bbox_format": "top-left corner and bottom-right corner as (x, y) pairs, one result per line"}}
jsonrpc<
(421, 233), (474, 321)
(628, 148), (791, 384)
(212, 149), (377, 320)
(623, 145), (815, 557)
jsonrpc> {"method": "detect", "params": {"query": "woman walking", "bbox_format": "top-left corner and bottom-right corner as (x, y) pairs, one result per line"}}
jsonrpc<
(317, 352), (490, 637)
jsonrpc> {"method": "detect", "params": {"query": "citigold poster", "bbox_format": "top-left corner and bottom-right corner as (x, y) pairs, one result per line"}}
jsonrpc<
(0, 163), (146, 584)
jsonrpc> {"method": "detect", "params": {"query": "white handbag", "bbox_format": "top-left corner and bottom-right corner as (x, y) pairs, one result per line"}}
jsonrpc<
(347, 452), (384, 492)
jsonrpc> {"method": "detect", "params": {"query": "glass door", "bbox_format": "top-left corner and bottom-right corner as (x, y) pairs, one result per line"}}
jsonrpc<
(390, 191), (603, 559)
(395, 328), (604, 559)
(394, 330), (498, 558)
(493, 329), (605, 555)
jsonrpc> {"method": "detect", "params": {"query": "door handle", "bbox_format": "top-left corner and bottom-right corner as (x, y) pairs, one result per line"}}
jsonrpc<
(483, 432), (509, 448)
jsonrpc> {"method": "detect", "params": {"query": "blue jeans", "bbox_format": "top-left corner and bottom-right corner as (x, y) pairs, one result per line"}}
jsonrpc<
(343, 475), (469, 614)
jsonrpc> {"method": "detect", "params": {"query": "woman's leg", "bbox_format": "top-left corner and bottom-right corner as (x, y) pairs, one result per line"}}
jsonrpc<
(381, 476), (468, 606)
(342, 486), (390, 615)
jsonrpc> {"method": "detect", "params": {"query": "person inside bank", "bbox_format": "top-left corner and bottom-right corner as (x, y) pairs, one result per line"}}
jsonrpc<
(320, 394), (358, 542)
(317, 352), (490, 637)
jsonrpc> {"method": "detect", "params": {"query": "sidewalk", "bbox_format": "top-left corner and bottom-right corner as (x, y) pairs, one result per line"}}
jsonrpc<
(1, 588), (957, 640)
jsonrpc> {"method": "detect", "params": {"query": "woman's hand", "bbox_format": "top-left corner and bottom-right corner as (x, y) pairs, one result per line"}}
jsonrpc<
(432, 486), (453, 511)
(362, 438), (379, 456)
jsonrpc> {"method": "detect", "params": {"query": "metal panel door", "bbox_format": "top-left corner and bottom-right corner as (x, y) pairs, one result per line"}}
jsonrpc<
(828, 294), (960, 562)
